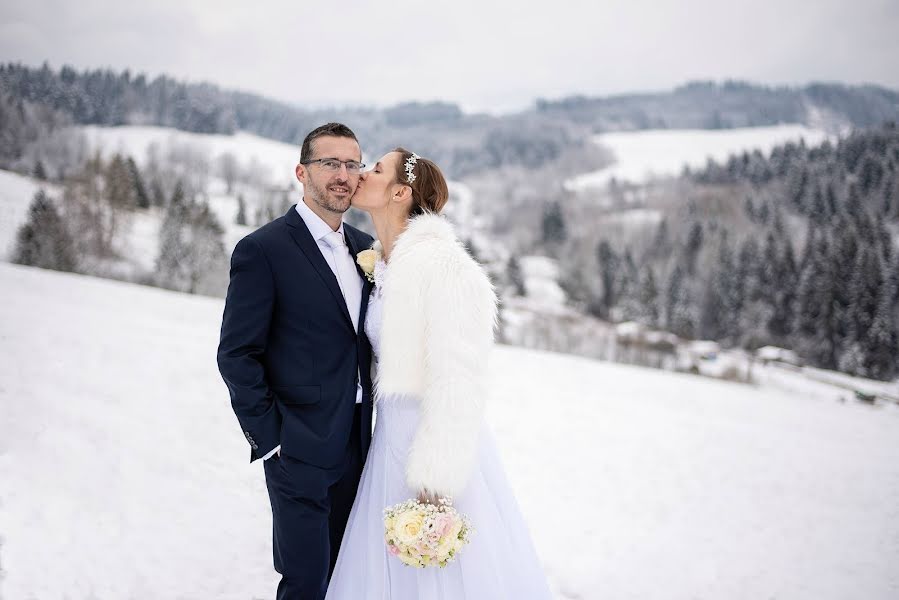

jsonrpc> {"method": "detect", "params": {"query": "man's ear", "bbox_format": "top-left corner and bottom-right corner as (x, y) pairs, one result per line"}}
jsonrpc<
(295, 163), (306, 184)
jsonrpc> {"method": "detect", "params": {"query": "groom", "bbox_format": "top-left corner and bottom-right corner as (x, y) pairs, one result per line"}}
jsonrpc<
(217, 122), (375, 600)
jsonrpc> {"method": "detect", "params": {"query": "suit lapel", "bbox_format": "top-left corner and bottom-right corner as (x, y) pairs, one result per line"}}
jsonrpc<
(284, 205), (355, 332)
(345, 227), (374, 331)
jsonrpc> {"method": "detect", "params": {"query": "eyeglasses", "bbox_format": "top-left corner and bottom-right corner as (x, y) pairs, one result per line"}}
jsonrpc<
(301, 158), (365, 174)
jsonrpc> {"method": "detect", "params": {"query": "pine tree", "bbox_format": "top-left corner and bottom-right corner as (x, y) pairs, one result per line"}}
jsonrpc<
(155, 182), (191, 290)
(99, 153), (135, 253)
(155, 183), (226, 294)
(809, 183), (826, 224)
(616, 248), (638, 316)
(507, 256), (526, 297)
(218, 152), (239, 194)
(832, 218), (860, 343)
(13, 190), (77, 272)
(150, 180), (166, 208)
(845, 182), (862, 222)
(127, 156), (150, 209)
(737, 236), (772, 348)
(795, 233), (838, 369)
(847, 247), (882, 344)
(787, 166), (808, 211)
(235, 194), (247, 226)
(704, 233), (726, 339)
(863, 276), (899, 380)
(596, 240), (619, 319)
(857, 151), (884, 196)
(648, 218), (670, 259)
(33, 158), (47, 181)
(665, 264), (694, 338)
(769, 237), (797, 340)
(685, 221), (703, 275)
(824, 182), (838, 222)
(541, 201), (566, 246)
(637, 266), (659, 326)
(105, 153), (136, 208)
(184, 201), (226, 294)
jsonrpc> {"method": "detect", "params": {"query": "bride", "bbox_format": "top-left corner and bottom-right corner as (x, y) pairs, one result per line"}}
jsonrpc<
(325, 148), (553, 599)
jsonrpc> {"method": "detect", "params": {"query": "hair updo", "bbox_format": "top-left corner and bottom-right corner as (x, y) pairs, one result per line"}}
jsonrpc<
(392, 147), (449, 216)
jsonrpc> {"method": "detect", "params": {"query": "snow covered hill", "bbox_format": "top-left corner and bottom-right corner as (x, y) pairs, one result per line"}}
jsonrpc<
(0, 125), (480, 272)
(80, 125), (303, 184)
(565, 124), (832, 190)
(1, 263), (898, 599)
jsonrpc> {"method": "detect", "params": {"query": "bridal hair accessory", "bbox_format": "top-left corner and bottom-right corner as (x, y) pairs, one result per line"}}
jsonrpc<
(404, 153), (420, 184)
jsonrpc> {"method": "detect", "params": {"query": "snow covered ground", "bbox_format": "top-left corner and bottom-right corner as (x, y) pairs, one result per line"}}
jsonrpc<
(565, 124), (832, 190)
(2, 263), (898, 599)
(80, 125), (303, 183)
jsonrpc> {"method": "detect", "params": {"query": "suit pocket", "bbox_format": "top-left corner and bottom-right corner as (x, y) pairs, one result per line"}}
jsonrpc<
(272, 384), (321, 405)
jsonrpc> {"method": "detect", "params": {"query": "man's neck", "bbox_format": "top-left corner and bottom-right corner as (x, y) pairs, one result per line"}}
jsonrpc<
(302, 196), (342, 231)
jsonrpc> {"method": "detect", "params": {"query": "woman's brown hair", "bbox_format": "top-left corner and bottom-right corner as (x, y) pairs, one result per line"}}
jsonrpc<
(392, 147), (449, 216)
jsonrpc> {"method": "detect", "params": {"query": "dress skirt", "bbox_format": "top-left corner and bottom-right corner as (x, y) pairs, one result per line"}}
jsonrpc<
(324, 395), (554, 600)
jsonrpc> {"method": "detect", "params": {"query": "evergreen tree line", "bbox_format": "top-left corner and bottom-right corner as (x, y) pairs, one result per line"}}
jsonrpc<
(0, 63), (581, 179)
(13, 152), (227, 295)
(8, 63), (899, 183)
(0, 90), (71, 168)
(585, 123), (899, 381)
(691, 122), (899, 221)
(536, 80), (899, 131)
(0, 62), (322, 170)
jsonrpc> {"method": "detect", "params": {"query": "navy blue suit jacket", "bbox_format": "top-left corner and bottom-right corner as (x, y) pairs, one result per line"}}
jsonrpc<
(217, 204), (375, 467)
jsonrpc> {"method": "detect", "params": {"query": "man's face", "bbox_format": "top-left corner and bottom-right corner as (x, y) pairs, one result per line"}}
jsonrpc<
(297, 135), (362, 215)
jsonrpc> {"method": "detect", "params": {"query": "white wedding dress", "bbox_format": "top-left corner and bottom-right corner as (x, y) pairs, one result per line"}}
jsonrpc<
(325, 259), (554, 600)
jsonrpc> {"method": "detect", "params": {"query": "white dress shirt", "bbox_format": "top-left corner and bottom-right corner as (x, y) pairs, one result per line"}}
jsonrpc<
(262, 200), (365, 461)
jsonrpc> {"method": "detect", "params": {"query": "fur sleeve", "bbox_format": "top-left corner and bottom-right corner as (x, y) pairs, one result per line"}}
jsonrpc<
(404, 244), (499, 499)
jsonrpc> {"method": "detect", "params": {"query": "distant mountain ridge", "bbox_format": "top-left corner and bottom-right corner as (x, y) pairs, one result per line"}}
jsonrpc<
(536, 80), (899, 132)
(2, 63), (898, 178)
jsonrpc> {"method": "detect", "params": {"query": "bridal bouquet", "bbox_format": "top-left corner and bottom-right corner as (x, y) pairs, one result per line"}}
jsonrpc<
(383, 498), (473, 568)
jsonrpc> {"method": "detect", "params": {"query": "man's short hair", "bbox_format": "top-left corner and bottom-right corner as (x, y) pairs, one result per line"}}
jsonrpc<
(300, 122), (359, 163)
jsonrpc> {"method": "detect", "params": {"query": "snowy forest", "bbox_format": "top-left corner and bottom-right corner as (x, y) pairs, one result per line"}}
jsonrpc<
(3, 62), (898, 382)
(581, 125), (899, 381)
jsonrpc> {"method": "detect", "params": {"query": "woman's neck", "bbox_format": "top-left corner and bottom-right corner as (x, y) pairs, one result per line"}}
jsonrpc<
(370, 210), (409, 262)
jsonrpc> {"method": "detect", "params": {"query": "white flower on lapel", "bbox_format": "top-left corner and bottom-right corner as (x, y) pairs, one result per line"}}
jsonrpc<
(356, 248), (381, 283)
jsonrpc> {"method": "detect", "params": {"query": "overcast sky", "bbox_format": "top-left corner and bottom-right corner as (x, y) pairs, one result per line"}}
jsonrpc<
(2, 0), (898, 114)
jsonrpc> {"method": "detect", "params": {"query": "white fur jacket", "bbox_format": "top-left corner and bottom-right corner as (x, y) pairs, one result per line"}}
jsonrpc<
(371, 213), (498, 499)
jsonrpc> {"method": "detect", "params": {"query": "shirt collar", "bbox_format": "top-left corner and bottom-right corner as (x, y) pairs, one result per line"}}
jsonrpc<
(295, 199), (344, 243)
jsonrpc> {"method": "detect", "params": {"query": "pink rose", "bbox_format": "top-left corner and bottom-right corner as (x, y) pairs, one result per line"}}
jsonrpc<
(434, 514), (453, 537)
(388, 544), (400, 556)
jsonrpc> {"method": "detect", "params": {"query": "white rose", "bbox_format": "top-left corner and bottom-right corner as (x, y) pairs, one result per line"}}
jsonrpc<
(394, 510), (425, 546)
(356, 249), (379, 275)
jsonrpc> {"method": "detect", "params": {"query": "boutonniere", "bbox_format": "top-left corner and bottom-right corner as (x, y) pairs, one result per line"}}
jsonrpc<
(356, 248), (381, 283)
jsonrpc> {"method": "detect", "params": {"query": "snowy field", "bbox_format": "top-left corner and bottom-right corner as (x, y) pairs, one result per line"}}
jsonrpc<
(1, 263), (898, 599)
(565, 124), (832, 190)
(80, 125), (303, 183)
